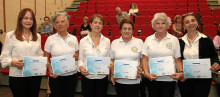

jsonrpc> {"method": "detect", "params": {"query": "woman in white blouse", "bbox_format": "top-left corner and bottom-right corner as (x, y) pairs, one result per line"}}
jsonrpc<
(43, 12), (79, 97)
(128, 3), (139, 16)
(178, 12), (220, 97)
(1, 8), (43, 97)
(142, 12), (184, 97)
(78, 14), (110, 97)
(111, 18), (143, 97)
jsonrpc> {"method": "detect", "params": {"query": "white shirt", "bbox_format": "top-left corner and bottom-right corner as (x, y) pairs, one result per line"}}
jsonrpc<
(142, 32), (181, 81)
(111, 36), (143, 84)
(128, 9), (139, 16)
(1, 30), (43, 77)
(44, 33), (79, 76)
(182, 32), (206, 59)
(78, 34), (110, 79)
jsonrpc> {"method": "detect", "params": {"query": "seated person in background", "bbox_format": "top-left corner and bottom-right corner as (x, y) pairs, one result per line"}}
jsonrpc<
(40, 16), (53, 36)
(80, 16), (91, 36)
(172, 15), (183, 37)
(213, 31), (220, 51)
(128, 3), (139, 16)
(115, 7), (129, 24)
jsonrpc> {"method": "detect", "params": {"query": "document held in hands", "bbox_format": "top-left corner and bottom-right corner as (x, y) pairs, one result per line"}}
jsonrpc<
(114, 60), (138, 79)
(183, 58), (211, 78)
(22, 57), (47, 76)
(86, 56), (110, 74)
(50, 54), (76, 75)
(149, 56), (175, 76)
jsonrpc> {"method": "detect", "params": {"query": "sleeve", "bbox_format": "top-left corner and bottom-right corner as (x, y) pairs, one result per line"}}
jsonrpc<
(125, 12), (129, 18)
(116, 16), (120, 24)
(80, 24), (84, 31)
(142, 38), (148, 56)
(208, 36), (220, 65)
(213, 36), (219, 49)
(174, 38), (181, 58)
(78, 39), (85, 68)
(106, 38), (111, 57)
(1, 33), (13, 68)
(88, 25), (91, 31)
(110, 40), (116, 59)
(37, 34), (43, 56)
(75, 36), (79, 51)
(138, 39), (144, 58)
(44, 36), (52, 53)
(50, 24), (53, 34)
(128, 9), (131, 16)
(41, 25), (45, 32)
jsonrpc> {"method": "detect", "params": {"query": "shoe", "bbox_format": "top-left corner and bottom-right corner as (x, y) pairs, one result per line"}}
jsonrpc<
(46, 93), (50, 97)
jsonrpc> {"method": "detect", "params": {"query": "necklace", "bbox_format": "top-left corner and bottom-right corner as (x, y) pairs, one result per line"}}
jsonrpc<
(187, 33), (198, 43)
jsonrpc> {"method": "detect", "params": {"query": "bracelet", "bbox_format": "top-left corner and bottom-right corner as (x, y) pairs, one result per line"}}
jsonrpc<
(178, 71), (184, 73)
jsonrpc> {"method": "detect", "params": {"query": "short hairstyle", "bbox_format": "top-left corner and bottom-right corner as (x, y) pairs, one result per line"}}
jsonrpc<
(174, 15), (182, 23)
(44, 16), (50, 21)
(151, 12), (171, 30)
(90, 14), (104, 25)
(83, 16), (89, 22)
(119, 18), (134, 30)
(182, 12), (198, 26)
(14, 8), (37, 41)
(115, 7), (121, 11)
(52, 12), (69, 28)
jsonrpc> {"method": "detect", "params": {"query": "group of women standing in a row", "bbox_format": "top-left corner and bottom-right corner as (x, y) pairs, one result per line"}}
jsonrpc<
(1, 8), (220, 97)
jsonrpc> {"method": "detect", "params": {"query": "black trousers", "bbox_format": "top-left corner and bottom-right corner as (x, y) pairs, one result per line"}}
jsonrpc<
(81, 75), (108, 97)
(147, 79), (176, 97)
(9, 76), (42, 97)
(49, 73), (78, 97)
(115, 82), (140, 97)
(178, 79), (211, 97)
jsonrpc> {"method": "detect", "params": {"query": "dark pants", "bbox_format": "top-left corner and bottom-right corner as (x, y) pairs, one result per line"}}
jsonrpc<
(115, 82), (140, 97)
(147, 80), (176, 97)
(81, 75), (108, 97)
(9, 76), (42, 97)
(178, 79), (211, 97)
(140, 74), (148, 97)
(49, 73), (78, 97)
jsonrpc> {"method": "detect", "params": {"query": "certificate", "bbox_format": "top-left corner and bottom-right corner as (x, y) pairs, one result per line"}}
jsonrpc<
(86, 56), (110, 74)
(149, 56), (175, 76)
(22, 57), (47, 76)
(114, 60), (138, 79)
(50, 54), (76, 75)
(183, 58), (211, 78)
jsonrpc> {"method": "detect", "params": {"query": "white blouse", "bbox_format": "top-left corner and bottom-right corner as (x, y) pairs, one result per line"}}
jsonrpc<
(78, 34), (110, 79)
(1, 31), (43, 77)
(111, 36), (143, 84)
(128, 9), (139, 16)
(44, 33), (79, 76)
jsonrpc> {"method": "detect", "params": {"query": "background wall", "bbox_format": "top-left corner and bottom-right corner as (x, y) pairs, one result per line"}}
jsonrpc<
(0, 0), (74, 32)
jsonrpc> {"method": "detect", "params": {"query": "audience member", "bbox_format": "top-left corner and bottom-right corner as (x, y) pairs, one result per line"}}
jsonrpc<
(80, 16), (91, 36)
(115, 7), (129, 24)
(172, 15), (183, 37)
(40, 16), (53, 36)
(213, 31), (220, 50)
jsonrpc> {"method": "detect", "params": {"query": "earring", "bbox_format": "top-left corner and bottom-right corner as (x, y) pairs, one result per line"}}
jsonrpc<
(196, 25), (199, 29)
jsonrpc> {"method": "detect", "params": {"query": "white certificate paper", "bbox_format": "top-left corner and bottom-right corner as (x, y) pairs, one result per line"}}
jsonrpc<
(22, 57), (47, 76)
(86, 56), (110, 74)
(183, 58), (211, 78)
(114, 60), (138, 79)
(149, 56), (175, 76)
(50, 54), (76, 75)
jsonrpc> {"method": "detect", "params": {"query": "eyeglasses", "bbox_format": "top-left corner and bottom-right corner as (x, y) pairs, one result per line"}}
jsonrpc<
(182, 12), (194, 17)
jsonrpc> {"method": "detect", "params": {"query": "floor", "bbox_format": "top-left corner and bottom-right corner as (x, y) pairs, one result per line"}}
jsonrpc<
(0, 85), (117, 97)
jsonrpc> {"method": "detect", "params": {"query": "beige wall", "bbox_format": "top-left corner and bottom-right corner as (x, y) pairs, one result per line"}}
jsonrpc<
(0, 0), (4, 32)
(1, 0), (74, 32)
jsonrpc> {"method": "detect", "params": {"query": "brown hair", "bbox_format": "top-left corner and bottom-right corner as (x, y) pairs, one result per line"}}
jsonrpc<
(90, 14), (104, 25)
(44, 16), (50, 21)
(119, 18), (134, 30)
(14, 8), (37, 41)
(174, 15), (182, 23)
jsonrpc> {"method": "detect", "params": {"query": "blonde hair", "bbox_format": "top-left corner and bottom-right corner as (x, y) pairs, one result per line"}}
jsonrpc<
(174, 15), (182, 23)
(151, 12), (171, 30)
(131, 3), (138, 9)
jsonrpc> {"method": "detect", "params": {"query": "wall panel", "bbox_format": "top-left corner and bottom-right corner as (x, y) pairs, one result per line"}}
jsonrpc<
(0, 0), (4, 31)
(36, 0), (45, 30)
(21, 0), (35, 13)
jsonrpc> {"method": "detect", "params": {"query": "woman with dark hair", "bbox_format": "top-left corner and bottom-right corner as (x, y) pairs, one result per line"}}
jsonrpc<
(40, 16), (53, 36)
(1, 8), (43, 97)
(110, 18), (143, 97)
(178, 12), (220, 97)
